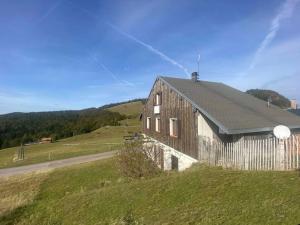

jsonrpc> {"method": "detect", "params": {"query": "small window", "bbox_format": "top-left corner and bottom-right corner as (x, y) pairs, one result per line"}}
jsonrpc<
(155, 117), (161, 132)
(146, 117), (151, 129)
(154, 93), (162, 105)
(169, 118), (178, 137)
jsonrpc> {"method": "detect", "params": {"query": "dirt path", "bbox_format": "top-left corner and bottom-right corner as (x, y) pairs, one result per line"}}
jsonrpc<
(0, 151), (117, 178)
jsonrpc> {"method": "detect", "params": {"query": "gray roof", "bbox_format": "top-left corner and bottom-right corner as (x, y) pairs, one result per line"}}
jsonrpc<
(159, 76), (300, 134)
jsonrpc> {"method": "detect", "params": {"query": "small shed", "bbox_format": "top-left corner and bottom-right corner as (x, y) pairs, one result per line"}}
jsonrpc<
(40, 137), (52, 144)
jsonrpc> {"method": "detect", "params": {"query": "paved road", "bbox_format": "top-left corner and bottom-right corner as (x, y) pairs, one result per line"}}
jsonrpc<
(0, 151), (117, 178)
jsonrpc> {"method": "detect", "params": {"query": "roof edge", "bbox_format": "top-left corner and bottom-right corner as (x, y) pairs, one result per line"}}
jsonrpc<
(227, 125), (300, 135)
(159, 76), (300, 135)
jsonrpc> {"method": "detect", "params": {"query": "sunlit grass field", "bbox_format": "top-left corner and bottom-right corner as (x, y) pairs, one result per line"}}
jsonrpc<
(1, 158), (300, 225)
(1, 99), (300, 225)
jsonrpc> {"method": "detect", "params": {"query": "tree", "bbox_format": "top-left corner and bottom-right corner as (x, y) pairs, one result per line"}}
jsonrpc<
(246, 89), (291, 109)
(116, 139), (161, 179)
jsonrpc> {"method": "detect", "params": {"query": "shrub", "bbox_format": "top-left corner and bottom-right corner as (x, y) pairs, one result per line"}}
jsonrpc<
(116, 140), (161, 179)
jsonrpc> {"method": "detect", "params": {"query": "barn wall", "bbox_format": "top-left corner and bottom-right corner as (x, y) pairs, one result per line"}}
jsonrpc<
(195, 111), (228, 143)
(143, 79), (199, 158)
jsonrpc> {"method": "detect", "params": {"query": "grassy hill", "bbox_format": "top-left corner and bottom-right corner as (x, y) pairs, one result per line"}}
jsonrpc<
(0, 99), (146, 150)
(0, 101), (143, 169)
(0, 109), (126, 150)
(1, 159), (300, 225)
(108, 101), (144, 117)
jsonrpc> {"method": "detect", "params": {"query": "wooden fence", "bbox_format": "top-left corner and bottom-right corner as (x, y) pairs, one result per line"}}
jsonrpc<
(198, 135), (300, 171)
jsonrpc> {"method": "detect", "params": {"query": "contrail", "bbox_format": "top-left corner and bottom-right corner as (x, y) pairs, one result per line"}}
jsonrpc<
(99, 63), (135, 86)
(66, 1), (99, 20)
(99, 63), (120, 83)
(107, 23), (190, 77)
(91, 55), (135, 86)
(91, 55), (120, 82)
(248, 0), (299, 71)
(121, 80), (135, 87)
(35, 1), (63, 25)
(67, 2), (190, 77)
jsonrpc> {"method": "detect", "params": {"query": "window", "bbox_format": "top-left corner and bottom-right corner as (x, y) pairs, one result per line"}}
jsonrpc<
(154, 92), (162, 105)
(169, 118), (178, 137)
(146, 117), (151, 129)
(155, 117), (161, 132)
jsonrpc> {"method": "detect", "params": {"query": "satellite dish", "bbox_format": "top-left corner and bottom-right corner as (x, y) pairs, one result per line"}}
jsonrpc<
(273, 125), (291, 139)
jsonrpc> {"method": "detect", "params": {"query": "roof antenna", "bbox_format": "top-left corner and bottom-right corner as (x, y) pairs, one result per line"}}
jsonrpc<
(197, 54), (201, 75)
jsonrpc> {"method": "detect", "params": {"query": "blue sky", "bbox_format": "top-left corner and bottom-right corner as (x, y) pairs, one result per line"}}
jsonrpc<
(0, 0), (299, 114)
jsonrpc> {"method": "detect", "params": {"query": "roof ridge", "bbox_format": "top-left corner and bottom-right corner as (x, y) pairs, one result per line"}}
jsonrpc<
(159, 75), (221, 85)
(159, 76), (300, 134)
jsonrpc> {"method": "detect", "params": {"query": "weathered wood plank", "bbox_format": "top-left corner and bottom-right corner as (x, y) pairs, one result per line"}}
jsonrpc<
(143, 79), (198, 158)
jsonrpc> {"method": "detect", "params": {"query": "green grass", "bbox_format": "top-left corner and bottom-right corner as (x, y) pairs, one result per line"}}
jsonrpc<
(1, 159), (300, 225)
(108, 101), (143, 117)
(0, 173), (47, 216)
(0, 124), (139, 169)
(0, 101), (143, 169)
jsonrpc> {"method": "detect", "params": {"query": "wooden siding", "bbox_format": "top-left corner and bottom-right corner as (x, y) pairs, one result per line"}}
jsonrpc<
(143, 79), (199, 158)
(198, 135), (300, 170)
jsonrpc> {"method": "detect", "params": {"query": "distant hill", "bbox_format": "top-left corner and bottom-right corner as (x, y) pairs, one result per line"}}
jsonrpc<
(246, 89), (291, 109)
(108, 101), (144, 117)
(97, 98), (146, 111)
(0, 99), (145, 150)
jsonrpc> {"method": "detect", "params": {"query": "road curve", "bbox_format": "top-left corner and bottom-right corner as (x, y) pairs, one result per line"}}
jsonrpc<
(0, 150), (117, 178)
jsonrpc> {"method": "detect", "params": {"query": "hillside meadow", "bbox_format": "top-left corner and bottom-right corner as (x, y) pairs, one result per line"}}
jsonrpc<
(0, 101), (142, 169)
(1, 158), (300, 225)
(108, 101), (144, 117)
(0, 124), (139, 169)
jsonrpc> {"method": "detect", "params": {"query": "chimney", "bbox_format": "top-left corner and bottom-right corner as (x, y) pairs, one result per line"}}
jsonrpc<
(290, 99), (297, 109)
(191, 72), (198, 82)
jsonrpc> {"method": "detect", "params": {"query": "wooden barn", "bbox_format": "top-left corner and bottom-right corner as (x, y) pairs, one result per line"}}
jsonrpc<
(142, 72), (300, 171)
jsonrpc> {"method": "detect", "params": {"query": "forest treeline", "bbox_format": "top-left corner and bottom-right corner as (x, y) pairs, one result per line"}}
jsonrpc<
(0, 99), (145, 150)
